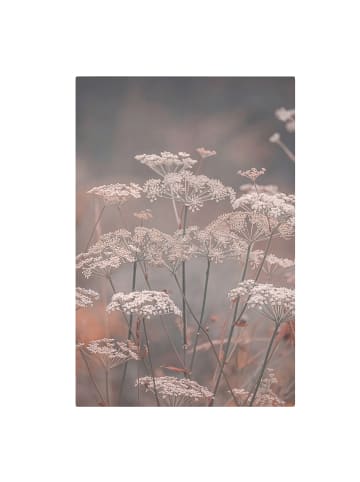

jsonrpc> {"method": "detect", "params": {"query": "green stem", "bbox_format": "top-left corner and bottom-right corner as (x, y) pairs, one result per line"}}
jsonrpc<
(189, 258), (211, 374)
(142, 318), (160, 407)
(248, 324), (279, 406)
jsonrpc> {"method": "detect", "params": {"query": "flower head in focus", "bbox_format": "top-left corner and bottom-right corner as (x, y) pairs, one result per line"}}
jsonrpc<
(107, 290), (182, 319)
(76, 287), (99, 309)
(134, 151), (197, 177)
(87, 183), (142, 206)
(237, 167), (266, 182)
(83, 338), (141, 369)
(136, 376), (213, 406)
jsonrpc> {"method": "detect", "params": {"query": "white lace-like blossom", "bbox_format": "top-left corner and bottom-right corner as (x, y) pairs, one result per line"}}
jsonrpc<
(228, 280), (295, 324)
(87, 183), (142, 206)
(188, 225), (247, 263)
(76, 229), (135, 278)
(210, 211), (271, 243)
(133, 209), (153, 221)
(131, 227), (195, 272)
(84, 338), (141, 369)
(76, 287), (99, 309)
(250, 251), (295, 276)
(233, 369), (285, 406)
(239, 184), (279, 195)
(237, 168), (266, 182)
(134, 151), (197, 176)
(196, 147), (216, 159)
(136, 376), (213, 406)
(107, 290), (182, 319)
(232, 191), (295, 237)
(143, 171), (235, 212)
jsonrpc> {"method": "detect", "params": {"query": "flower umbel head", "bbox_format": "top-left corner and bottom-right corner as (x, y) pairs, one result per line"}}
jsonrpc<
(133, 209), (153, 221)
(107, 290), (182, 319)
(76, 287), (99, 309)
(134, 151), (197, 177)
(196, 147), (216, 159)
(143, 171), (235, 212)
(228, 280), (295, 324)
(84, 338), (141, 369)
(87, 183), (142, 206)
(136, 376), (213, 406)
(237, 168), (266, 182)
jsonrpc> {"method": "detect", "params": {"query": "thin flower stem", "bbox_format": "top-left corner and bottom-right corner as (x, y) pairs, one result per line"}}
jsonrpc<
(78, 348), (105, 405)
(172, 273), (240, 406)
(189, 258), (211, 374)
(105, 368), (111, 406)
(118, 261), (137, 404)
(248, 324), (279, 406)
(209, 232), (275, 406)
(182, 206), (188, 377)
(276, 139), (295, 162)
(170, 187), (181, 228)
(85, 205), (105, 251)
(107, 275), (116, 293)
(160, 317), (186, 371)
(142, 318), (161, 406)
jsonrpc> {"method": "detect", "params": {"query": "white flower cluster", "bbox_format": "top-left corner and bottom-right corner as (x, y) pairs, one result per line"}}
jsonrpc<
(76, 229), (135, 278)
(233, 369), (285, 406)
(228, 280), (295, 324)
(87, 182), (142, 206)
(210, 211), (270, 244)
(85, 338), (141, 368)
(143, 171), (235, 212)
(107, 290), (182, 319)
(136, 376), (213, 405)
(135, 151), (197, 176)
(132, 227), (195, 272)
(196, 147), (216, 159)
(76, 287), (99, 309)
(188, 225), (247, 263)
(250, 251), (295, 275)
(133, 209), (153, 221)
(232, 192), (295, 234)
(239, 184), (279, 195)
(275, 107), (295, 133)
(237, 167), (266, 182)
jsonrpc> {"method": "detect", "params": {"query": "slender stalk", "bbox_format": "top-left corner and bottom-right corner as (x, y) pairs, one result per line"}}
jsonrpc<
(106, 274), (116, 293)
(248, 324), (279, 406)
(142, 318), (160, 406)
(78, 348), (105, 405)
(172, 273), (240, 406)
(276, 139), (295, 162)
(160, 317), (186, 371)
(181, 206), (188, 376)
(85, 205), (105, 251)
(118, 261), (137, 403)
(105, 368), (111, 406)
(189, 258), (211, 374)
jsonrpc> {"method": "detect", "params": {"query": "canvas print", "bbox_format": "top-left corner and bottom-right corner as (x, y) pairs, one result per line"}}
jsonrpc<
(76, 77), (295, 407)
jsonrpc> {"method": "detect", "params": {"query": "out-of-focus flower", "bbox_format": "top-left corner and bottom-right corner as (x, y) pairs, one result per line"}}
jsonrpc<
(136, 376), (213, 405)
(269, 132), (281, 143)
(76, 229), (135, 278)
(76, 287), (99, 309)
(250, 251), (295, 277)
(107, 290), (182, 319)
(233, 368), (285, 406)
(84, 338), (141, 369)
(133, 209), (153, 221)
(134, 151), (197, 177)
(87, 183), (142, 206)
(228, 280), (295, 324)
(196, 147), (216, 159)
(275, 107), (295, 123)
(143, 171), (235, 212)
(237, 167), (266, 182)
(239, 184), (279, 195)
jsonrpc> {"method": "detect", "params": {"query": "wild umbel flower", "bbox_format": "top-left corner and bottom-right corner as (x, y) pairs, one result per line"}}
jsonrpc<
(143, 170), (235, 212)
(136, 376), (213, 406)
(196, 147), (217, 159)
(131, 227), (195, 272)
(84, 338), (141, 369)
(76, 287), (99, 309)
(275, 107), (295, 133)
(107, 290), (182, 319)
(250, 251), (295, 276)
(232, 191), (295, 236)
(239, 184), (279, 195)
(133, 209), (153, 221)
(87, 182), (142, 206)
(134, 151), (197, 176)
(237, 167), (266, 182)
(188, 225), (247, 263)
(209, 211), (271, 244)
(228, 280), (295, 324)
(76, 229), (135, 278)
(233, 369), (285, 406)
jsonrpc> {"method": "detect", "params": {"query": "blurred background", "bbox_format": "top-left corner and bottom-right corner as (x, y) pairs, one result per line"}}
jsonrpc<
(76, 77), (295, 406)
